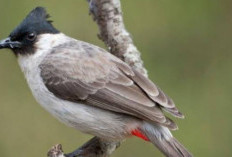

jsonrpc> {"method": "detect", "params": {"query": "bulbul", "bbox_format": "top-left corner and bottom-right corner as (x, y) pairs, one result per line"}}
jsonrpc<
(0, 7), (192, 157)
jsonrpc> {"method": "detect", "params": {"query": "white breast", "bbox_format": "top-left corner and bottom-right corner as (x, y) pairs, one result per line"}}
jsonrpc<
(16, 33), (139, 140)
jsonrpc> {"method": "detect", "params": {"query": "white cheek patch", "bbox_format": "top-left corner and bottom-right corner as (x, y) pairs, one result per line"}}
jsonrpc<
(36, 33), (67, 50)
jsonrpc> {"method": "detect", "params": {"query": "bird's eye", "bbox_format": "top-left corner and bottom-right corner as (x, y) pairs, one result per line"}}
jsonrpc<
(27, 33), (36, 41)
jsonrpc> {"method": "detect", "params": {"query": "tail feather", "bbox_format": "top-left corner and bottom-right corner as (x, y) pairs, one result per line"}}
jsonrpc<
(141, 122), (192, 157)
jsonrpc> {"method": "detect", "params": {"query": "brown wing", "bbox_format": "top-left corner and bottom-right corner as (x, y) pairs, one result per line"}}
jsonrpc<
(39, 41), (183, 130)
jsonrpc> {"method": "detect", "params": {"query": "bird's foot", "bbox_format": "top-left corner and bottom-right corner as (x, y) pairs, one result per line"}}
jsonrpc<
(47, 137), (121, 157)
(47, 144), (65, 157)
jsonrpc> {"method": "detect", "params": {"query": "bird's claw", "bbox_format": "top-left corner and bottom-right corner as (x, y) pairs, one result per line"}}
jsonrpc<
(47, 144), (65, 157)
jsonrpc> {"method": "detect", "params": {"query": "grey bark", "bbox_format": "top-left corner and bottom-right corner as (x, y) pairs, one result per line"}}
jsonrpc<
(88, 0), (147, 76)
(47, 138), (121, 157)
(48, 0), (146, 156)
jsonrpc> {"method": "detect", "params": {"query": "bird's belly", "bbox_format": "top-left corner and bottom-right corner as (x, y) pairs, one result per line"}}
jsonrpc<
(18, 55), (140, 140)
(33, 87), (138, 140)
(27, 73), (139, 140)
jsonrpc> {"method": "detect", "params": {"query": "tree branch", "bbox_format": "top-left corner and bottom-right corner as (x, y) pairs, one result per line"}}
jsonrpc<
(88, 0), (147, 76)
(48, 0), (147, 156)
(47, 138), (121, 157)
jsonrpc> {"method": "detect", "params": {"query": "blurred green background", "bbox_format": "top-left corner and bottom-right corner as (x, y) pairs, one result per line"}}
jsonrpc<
(0, 0), (231, 156)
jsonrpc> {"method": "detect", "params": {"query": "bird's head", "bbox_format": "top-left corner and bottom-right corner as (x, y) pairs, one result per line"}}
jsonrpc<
(0, 7), (59, 56)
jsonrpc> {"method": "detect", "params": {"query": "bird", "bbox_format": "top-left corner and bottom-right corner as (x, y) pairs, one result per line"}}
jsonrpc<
(0, 7), (192, 157)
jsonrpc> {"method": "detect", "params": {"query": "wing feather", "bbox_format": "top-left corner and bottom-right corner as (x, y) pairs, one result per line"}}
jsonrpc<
(39, 41), (183, 129)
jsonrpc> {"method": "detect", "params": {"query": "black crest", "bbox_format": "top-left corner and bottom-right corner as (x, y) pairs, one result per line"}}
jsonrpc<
(6, 7), (60, 56)
(10, 7), (59, 40)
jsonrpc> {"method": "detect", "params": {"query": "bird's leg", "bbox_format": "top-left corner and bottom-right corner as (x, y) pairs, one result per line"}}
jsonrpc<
(47, 144), (65, 157)
(47, 137), (121, 157)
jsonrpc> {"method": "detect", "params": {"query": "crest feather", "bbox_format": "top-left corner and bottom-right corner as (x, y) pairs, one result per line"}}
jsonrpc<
(9, 6), (59, 39)
(26, 7), (52, 23)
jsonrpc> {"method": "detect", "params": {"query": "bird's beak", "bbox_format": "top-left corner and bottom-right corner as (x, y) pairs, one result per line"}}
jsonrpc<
(0, 37), (22, 49)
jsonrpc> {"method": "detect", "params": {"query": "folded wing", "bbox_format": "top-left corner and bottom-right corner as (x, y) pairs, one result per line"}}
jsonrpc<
(39, 41), (183, 130)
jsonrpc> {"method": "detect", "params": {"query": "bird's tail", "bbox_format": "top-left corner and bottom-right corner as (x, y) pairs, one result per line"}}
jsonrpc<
(140, 122), (192, 157)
